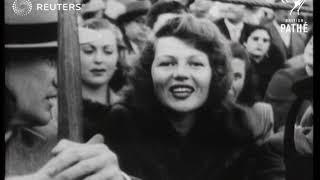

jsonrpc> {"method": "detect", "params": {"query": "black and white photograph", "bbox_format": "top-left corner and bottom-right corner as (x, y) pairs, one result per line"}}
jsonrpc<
(4, 0), (314, 180)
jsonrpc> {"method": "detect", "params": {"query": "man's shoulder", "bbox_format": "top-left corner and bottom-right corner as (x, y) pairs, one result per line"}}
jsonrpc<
(285, 55), (305, 68)
(271, 66), (306, 83)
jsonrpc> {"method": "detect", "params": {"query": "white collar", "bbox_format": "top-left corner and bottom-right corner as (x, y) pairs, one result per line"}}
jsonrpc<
(305, 65), (313, 76)
(224, 18), (244, 30)
(5, 130), (13, 143)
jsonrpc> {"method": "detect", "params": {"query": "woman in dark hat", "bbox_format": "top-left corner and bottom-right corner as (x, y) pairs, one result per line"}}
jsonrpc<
(102, 14), (273, 180)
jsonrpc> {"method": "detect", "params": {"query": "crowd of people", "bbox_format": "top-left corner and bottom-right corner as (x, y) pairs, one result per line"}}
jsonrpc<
(5, 0), (314, 180)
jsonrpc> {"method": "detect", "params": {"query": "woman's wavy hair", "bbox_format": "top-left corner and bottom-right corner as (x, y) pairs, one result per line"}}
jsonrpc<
(80, 18), (128, 91)
(229, 42), (259, 107)
(130, 14), (233, 114)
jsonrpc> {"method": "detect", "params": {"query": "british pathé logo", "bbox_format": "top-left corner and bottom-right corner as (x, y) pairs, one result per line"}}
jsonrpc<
(12, 0), (32, 16)
(281, 0), (305, 15)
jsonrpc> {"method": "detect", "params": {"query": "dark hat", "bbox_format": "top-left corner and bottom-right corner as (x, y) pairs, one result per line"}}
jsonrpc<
(116, 0), (151, 24)
(292, 77), (313, 100)
(5, 0), (58, 49)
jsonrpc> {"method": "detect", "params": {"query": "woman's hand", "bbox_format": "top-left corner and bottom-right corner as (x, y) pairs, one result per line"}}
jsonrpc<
(37, 134), (125, 180)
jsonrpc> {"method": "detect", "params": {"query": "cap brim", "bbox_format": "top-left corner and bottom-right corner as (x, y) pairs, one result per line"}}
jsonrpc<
(5, 41), (58, 49)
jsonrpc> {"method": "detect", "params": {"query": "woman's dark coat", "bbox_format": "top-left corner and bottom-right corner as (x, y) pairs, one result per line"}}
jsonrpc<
(98, 103), (279, 180)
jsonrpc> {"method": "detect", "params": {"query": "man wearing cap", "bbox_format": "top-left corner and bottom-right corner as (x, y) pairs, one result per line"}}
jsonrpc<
(262, 0), (306, 61)
(5, 0), (131, 179)
(264, 33), (313, 132)
(116, 0), (151, 67)
(254, 76), (313, 180)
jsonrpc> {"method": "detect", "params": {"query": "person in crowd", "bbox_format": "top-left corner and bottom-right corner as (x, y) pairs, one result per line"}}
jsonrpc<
(146, 0), (187, 33)
(285, 27), (313, 69)
(229, 42), (274, 144)
(116, 0), (152, 68)
(240, 25), (285, 99)
(214, 3), (254, 42)
(100, 14), (275, 180)
(80, 0), (106, 22)
(189, 0), (214, 19)
(255, 76), (313, 180)
(264, 33), (313, 132)
(79, 18), (128, 141)
(243, 6), (267, 25)
(4, 0), (131, 179)
(263, 0), (306, 61)
(156, 0), (194, 7)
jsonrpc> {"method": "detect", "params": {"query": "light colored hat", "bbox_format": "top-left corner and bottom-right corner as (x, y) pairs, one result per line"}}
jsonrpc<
(104, 0), (126, 19)
(5, 0), (58, 49)
(78, 27), (102, 44)
(81, 0), (105, 13)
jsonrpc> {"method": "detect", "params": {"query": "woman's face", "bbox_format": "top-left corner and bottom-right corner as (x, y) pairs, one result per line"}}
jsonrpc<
(244, 29), (271, 58)
(229, 58), (246, 100)
(151, 37), (212, 113)
(80, 29), (118, 87)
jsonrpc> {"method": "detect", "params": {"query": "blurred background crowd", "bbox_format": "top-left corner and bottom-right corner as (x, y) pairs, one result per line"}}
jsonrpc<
(54, 0), (314, 134)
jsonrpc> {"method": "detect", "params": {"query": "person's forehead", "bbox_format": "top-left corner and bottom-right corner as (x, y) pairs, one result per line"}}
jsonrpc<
(251, 30), (270, 37)
(94, 29), (117, 45)
(155, 37), (206, 56)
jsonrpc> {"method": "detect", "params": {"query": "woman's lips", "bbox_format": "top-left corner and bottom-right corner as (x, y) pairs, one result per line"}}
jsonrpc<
(90, 68), (106, 75)
(169, 85), (195, 99)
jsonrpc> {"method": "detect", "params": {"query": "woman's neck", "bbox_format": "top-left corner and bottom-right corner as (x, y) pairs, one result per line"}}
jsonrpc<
(169, 112), (196, 136)
(82, 85), (109, 105)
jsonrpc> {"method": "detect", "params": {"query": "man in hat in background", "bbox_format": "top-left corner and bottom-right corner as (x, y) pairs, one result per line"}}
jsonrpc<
(116, 0), (152, 68)
(254, 76), (313, 180)
(214, 2), (254, 43)
(262, 0), (306, 61)
(146, 0), (187, 33)
(5, 0), (131, 179)
(264, 33), (313, 132)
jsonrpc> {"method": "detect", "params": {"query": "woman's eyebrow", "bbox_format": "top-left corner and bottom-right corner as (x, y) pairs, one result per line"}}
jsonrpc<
(155, 54), (176, 59)
(188, 54), (207, 60)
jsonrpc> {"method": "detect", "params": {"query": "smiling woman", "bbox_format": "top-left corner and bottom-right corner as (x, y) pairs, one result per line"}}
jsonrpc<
(101, 14), (275, 180)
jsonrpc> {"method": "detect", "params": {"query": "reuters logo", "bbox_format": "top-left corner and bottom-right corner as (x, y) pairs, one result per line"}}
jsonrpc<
(12, 0), (32, 16)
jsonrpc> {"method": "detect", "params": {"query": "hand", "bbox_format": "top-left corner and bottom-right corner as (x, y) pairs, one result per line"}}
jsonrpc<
(36, 134), (125, 180)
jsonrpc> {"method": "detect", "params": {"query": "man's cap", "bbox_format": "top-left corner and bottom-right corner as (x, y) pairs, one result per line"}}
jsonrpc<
(5, 0), (101, 49)
(292, 77), (313, 100)
(117, 0), (151, 24)
(5, 0), (59, 49)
